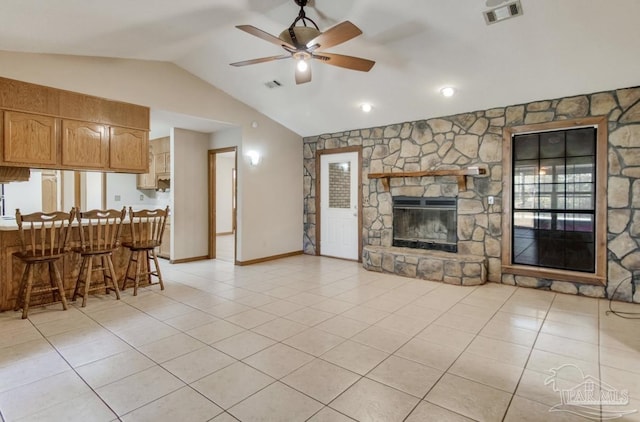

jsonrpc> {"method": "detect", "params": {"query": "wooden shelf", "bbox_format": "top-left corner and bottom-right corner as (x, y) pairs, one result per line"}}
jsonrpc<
(368, 167), (487, 191)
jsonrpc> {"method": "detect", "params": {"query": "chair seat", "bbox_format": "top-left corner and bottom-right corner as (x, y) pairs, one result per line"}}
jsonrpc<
(122, 240), (161, 251)
(13, 250), (67, 262)
(72, 246), (117, 256)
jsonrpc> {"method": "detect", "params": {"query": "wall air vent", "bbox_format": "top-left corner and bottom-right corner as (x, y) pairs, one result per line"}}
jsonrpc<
(484, 0), (523, 25)
(264, 80), (282, 89)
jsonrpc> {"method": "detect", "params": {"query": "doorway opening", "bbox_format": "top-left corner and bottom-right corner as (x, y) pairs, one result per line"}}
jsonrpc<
(208, 147), (237, 263)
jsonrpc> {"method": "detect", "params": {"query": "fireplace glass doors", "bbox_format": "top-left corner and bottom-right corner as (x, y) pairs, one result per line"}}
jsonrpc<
(392, 196), (457, 252)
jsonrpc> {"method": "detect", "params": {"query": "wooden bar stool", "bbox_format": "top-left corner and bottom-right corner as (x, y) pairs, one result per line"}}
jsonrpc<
(72, 208), (126, 307)
(121, 206), (169, 296)
(13, 208), (76, 319)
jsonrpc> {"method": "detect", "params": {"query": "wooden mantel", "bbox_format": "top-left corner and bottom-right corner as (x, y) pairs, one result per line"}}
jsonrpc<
(368, 167), (487, 191)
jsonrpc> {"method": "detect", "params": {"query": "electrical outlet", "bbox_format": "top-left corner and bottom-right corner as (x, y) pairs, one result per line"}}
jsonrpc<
(139, 194), (144, 201)
(114, 195), (121, 202)
(488, 196), (495, 205)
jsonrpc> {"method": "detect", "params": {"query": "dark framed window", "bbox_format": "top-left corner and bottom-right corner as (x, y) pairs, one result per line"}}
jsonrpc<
(502, 117), (607, 286)
(512, 127), (596, 272)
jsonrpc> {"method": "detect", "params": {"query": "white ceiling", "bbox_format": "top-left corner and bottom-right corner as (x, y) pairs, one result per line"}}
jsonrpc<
(1, 0), (639, 137)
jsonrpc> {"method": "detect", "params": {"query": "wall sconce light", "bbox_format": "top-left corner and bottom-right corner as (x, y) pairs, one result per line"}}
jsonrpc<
(247, 151), (261, 166)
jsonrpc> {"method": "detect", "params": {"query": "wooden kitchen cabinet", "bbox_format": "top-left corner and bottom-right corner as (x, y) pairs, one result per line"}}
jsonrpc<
(61, 119), (109, 169)
(2, 111), (58, 166)
(154, 152), (169, 174)
(0, 76), (150, 174)
(136, 148), (156, 189)
(153, 136), (170, 174)
(137, 136), (170, 189)
(109, 126), (148, 172)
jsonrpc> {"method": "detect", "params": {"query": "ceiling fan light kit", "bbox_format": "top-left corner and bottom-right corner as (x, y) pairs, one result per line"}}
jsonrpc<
(230, 0), (375, 85)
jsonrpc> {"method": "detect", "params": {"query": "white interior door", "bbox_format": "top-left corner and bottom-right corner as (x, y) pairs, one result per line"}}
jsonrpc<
(320, 152), (359, 260)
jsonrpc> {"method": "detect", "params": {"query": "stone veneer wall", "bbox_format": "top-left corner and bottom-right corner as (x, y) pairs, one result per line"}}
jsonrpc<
(303, 85), (640, 303)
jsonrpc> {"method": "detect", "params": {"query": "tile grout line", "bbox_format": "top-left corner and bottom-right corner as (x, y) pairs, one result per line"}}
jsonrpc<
(405, 284), (522, 422)
(499, 291), (557, 422)
(26, 312), (122, 421)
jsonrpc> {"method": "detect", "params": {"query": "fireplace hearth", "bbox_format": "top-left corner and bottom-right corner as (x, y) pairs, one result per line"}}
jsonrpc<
(392, 196), (457, 253)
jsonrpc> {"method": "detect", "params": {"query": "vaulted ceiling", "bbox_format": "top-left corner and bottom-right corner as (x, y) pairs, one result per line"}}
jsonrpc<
(1, 0), (639, 136)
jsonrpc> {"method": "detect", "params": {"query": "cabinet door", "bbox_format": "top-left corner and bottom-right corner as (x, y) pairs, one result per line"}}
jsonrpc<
(164, 151), (171, 173)
(136, 150), (156, 189)
(154, 152), (166, 174)
(2, 111), (58, 166)
(61, 120), (108, 169)
(109, 126), (148, 172)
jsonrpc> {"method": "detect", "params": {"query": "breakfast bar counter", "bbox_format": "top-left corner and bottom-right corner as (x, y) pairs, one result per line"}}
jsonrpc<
(0, 220), (133, 312)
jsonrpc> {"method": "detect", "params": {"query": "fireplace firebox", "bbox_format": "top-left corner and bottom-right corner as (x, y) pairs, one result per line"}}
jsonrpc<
(392, 196), (458, 253)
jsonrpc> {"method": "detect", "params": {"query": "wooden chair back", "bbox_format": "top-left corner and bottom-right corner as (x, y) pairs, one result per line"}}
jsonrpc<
(128, 206), (169, 245)
(15, 208), (76, 258)
(77, 208), (126, 253)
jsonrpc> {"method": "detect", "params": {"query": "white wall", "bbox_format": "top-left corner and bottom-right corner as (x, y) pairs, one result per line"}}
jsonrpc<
(61, 171), (75, 211)
(172, 128), (210, 261)
(3, 171), (43, 215)
(0, 51), (303, 262)
(216, 155), (234, 234)
(84, 172), (103, 210)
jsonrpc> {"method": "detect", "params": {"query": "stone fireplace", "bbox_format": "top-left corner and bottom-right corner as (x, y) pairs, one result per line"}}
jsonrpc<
(392, 196), (457, 253)
(304, 85), (640, 302)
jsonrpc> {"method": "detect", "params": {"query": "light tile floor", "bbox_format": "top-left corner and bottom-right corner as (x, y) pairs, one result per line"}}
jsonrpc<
(1, 255), (639, 421)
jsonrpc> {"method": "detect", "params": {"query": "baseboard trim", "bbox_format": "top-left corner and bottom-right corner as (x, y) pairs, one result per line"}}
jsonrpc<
(235, 250), (304, 266)
(170, 255), (209, 264)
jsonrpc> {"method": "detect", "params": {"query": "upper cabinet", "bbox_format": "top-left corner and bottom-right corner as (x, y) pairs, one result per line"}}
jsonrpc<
(61, 119), (109, 169)
(137, 136), (169, 190)
(109, 127), (148, 172)
(2, 111), (58, 166)
(153, 136), (170, 174)
(0, 77), (150, 173)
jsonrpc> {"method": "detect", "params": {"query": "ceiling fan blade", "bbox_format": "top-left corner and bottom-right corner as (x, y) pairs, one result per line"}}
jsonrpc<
(306, 21), (362, 51)
(313, 52), (375, 72)
(230, 54), (291, 67)
(236, 25), (295, 50)
(295, 66), (312, 85)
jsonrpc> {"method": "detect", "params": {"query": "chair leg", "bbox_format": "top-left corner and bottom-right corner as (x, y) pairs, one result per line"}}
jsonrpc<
(51, 261), (68, 311)
(133, 250), (142, 296)
(105, 254), (121, 300)
(22, 265), (35, 319)
(14, 266), (29, 312)
(81, 256), (93, 307)
(73, 256), (88, 302)
(121, 249), (136, 291)
(49, 262), (68, 311)
(150, 250), (165, 291)
(48, 263), (59, 304)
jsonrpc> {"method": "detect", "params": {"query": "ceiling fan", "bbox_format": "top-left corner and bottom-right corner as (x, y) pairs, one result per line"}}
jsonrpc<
(230, 0), (375, 85)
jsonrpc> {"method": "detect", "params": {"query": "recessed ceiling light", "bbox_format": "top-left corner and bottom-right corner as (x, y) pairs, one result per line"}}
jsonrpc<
(440, 87), (456, 97)
(360, 103), (372, 112)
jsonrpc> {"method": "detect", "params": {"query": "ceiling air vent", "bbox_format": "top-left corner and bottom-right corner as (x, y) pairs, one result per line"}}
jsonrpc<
(264, 80), (282, 89)
(484, 0), (523, 25)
